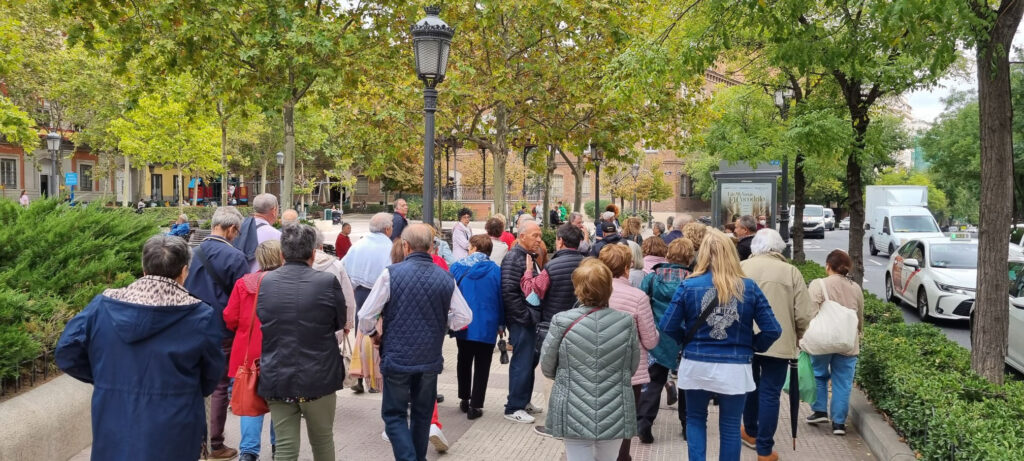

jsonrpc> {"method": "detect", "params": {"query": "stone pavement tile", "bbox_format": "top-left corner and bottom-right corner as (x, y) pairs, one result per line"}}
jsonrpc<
(69, 333), (873, 461)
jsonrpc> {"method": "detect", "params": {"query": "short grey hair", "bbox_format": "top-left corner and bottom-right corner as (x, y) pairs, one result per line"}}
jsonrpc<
(211, 206), (243, 230)
(517, 216), (538, 235)
(628, 240), (644, 270)
(569, 211), (584, 224)
(675, 214), (694, 230)
(252, 193), (279, 215)
(142, 235), (191, 279)
(369, 212), (394, 233)
(653, 222), (666, 234)
(738, 215), (758, 233)
(401, 224), (434, 252)
(281, 223), (318, 262)
(751, 228), (787, 255)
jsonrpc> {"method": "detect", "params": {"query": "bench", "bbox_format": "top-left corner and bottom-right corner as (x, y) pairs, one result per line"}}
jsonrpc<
(188, 229), (211, 247)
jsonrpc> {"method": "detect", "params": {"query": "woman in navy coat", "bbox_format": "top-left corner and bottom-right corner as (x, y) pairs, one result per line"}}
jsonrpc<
(56, 235), (224, 461)
(449, 234), (504, 419)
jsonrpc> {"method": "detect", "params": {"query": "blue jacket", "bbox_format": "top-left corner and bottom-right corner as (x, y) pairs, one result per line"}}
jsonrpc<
(659, 272), (781, 364)
(168, 222), (190, 237)
(662, 229), (683, 244)
(56, 293), (224, 461)
(185, 236), (249, 335)
(380, 252), (455, 374)
(450, 252), (503, 344)
(640, 262), (691, 369)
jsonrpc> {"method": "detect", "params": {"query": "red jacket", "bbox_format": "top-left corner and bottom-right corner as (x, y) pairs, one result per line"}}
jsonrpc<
(223, 272), (266, 378)
(334, 233), (352, 259)
(500, 231), (516, 250)
(432, 254), (449, 271)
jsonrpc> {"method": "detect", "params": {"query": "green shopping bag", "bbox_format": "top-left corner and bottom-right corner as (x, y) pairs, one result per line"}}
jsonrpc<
(783, 351), (817, 406)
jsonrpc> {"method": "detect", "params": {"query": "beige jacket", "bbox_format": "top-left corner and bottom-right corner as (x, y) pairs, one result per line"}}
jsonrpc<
(808, 274), (865, 356)
(740, 253), (816, 359)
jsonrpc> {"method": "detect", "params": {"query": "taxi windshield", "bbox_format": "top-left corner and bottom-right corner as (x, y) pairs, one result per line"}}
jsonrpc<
(891, 215), (939, 233)
(930, 243), (978, 269)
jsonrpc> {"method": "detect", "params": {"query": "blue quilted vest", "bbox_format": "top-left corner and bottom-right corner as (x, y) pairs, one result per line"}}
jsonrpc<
(379, 252), (454, 375)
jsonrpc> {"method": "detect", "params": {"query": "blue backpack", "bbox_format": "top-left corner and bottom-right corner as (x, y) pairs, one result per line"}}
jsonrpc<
(231, 217), (267, 264)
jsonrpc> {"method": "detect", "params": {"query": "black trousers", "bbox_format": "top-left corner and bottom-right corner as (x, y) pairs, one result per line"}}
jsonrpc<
(456, 339), (495, 409)
(637, 362), (685, 434)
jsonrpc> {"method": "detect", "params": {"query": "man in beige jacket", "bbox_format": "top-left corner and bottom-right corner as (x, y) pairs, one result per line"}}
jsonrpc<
(738, 229), (816, 461)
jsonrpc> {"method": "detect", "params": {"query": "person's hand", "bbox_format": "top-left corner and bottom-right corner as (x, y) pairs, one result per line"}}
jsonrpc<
(343, 328), (350, 336)
(525, 254), (533, 269)
(371, 334), (382, 346)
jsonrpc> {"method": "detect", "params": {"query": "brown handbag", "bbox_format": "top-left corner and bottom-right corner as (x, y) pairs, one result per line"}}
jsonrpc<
(230, 273), (269, 416)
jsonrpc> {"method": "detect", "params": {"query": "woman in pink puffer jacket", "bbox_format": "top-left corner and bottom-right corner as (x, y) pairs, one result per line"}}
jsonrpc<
(599, 244), (660, 461)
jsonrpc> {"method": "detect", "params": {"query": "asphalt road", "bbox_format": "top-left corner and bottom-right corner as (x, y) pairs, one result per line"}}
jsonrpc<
(799, 229), (972, 349)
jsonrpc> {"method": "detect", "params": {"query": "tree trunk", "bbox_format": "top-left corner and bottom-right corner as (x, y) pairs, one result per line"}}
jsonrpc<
(792, 153), (807, 263)
(543, 146), (553, 228)
(123, 154), (131, 207)
(972, 0), (1024, 384)
(847, 119), (869, 285)
(492, 103), (509, 217)
(481, 148), (487, 200)
(282, 101), (296, 210)
(260, 160), (268, 195)
(218, 101), (229, 206)
(177, 164), (185, 211)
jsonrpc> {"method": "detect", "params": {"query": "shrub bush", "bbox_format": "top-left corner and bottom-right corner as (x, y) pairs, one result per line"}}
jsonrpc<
(141, 205), (253, 227)
(583, 200), (613, 219)
(795, 259), (1024, 459)
(404, 197), (466, 222)
(0, 199), (159, 379)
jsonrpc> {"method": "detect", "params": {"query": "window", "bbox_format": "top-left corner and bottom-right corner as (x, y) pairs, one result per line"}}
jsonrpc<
(582, 174), (591, 195)
(0, 158), (16, 189)
(898, 242), (917, 258)
(882, 217), (890, 234)
(680, 174), (692, 197)
(356, 176), (369, 195)
(79, 164), (93, 191)
(151, 174), (164, 200)
(550, 174), (564, 198)
(172, 175), (179, 201)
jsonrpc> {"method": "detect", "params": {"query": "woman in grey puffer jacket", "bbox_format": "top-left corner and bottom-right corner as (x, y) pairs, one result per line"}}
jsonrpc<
(540, 259), (641, 461)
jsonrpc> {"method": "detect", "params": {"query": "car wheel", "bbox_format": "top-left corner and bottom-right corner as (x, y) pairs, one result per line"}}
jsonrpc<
(885, 274), (898, 303)
(888, 242), (896, 255)
(870, 239), (879, 256)
(917, 289), (932, 322)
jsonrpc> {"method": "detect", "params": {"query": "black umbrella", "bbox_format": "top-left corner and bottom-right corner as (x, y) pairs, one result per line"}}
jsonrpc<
(789, 358), (799, 450)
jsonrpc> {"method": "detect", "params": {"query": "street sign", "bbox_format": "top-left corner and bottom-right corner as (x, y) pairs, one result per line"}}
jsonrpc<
(769, 159), (781, 166)
(64, 172), (78, 186)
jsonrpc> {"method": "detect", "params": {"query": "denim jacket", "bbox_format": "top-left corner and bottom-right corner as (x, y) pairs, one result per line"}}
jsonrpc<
(659, 272), (781, 364)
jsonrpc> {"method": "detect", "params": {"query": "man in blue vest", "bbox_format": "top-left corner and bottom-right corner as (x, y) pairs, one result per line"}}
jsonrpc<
(358, 224), (473, 461)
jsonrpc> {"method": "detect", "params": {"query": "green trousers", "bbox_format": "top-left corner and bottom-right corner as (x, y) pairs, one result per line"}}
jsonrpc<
(268, 394), (337, 461)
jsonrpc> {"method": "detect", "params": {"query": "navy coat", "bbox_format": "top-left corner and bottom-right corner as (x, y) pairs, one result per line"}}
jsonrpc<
(451, 253), (503, 344)
(56, 294), (224, 461)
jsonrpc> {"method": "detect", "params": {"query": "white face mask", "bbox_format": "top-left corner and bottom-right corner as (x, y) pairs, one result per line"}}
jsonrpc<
(759, 220), (766, 226)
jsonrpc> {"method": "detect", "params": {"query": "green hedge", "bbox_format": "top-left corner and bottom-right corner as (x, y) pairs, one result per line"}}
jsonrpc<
(0, 199), (158, 379)
(793, 259), (1024, 459)
(405, 198), (467, 222)
(141, 205), (253, 227)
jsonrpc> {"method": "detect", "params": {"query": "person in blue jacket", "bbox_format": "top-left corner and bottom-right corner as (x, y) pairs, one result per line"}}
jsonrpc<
(55, 235), (225, 461)
(449, 234), (504, 420)
(168, 213), (191, 238)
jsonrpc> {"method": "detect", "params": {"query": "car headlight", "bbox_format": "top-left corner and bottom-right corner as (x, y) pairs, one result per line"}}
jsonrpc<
(935, 281), (975, 295)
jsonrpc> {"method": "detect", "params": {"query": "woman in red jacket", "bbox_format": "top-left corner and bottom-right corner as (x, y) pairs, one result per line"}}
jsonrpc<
(223, 240), (284, 461)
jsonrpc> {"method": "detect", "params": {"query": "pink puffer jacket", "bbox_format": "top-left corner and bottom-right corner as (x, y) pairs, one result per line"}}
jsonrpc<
(608, 277), (660, 385)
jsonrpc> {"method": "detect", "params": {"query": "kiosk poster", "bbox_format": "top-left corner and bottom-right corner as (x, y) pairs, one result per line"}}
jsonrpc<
(719, 183), (772, 226)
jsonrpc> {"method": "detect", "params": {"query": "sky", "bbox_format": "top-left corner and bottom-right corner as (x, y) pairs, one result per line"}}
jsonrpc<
(906, 27), (1024, 124)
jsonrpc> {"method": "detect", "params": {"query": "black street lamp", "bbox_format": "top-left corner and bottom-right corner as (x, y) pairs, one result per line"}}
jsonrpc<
(46, 131), (61, 199)
(586, 140), (603, 217)
(411, 5), (455, 226)
(630, 163), (640, 215)
(276, 151), (285, 198)
(774, 88), (794, 257)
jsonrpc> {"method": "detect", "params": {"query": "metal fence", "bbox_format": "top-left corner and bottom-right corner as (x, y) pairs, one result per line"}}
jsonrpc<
(0, 349), (58, 398)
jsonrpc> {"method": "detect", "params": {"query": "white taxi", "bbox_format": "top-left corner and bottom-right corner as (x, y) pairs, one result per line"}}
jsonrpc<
(968, 257), (1024, 373)
(884, 234), (980, 321)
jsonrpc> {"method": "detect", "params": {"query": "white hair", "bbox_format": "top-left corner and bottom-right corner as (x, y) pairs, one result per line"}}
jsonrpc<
(518, 217), (538, 235)
(751, 228), (787, 255)
(601, 211), (615, 220)
(211, 206), (243, 230)
(675, 214), (694, 230)
(178, 213), (188, 221)
(252, 193), (279, 215)
(369, 212), (394, 233)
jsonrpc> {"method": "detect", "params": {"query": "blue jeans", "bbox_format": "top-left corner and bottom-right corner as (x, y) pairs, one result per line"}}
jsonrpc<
(504, 323), (538, 414)
(239, 414), (277, 455)
(684, 390), (745, 461)
(382, 372), (438, 461)
(810, 354), (858, 424)
(742, 355), (789, 456)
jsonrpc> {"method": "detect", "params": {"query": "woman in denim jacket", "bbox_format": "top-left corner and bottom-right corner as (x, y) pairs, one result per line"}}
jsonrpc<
(660, 230), (781, 461)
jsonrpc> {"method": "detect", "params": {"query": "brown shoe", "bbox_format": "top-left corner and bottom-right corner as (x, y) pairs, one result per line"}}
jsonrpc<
(757, 451), (779, 461)
(740, 425), (756, 449)
(204, 446), (238, 460)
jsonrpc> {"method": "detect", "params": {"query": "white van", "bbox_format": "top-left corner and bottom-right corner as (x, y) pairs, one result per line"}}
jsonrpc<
(789, 204), (826, 239)
(823, 208), (836, 231)
(866, 206), (943, 256)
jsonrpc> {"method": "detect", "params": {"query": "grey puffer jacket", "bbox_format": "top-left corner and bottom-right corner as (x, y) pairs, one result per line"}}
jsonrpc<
(540, 306), (640, 440)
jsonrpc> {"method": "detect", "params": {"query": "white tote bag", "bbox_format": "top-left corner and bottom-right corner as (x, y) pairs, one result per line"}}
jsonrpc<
(799, 280), (859, 355)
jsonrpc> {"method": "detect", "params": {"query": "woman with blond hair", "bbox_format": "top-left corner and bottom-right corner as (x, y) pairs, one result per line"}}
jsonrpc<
(682, 222), (707, 256)
(540, 259), (640, 461)
(621, 217), (644, 245)
(599, 244), (659, 461)
(223, 240), (284, 461)
(660, 230), (781, 461)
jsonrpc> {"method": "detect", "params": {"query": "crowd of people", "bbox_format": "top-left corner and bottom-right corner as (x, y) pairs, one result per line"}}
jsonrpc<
(54, 195), (864, 461)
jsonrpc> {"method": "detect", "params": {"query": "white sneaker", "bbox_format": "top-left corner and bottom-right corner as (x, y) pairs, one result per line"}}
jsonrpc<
(524, 403), (544, 415)
(429, 424), (449, 453)
(504, 409), (536, 423)
(381, 430), (390, 443)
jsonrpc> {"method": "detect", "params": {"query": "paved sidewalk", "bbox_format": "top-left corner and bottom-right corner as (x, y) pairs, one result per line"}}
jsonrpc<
(70, 331), (872, 460)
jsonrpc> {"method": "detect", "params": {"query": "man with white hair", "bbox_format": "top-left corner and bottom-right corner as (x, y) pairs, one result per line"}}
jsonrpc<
(662, 214), (692, 244)
(500, 219), (545, 423)
(738, 228), (815, 460)
(168, 213), (191, 238)
(234, 193), (282, 273)
(342, 212), (394, 394)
